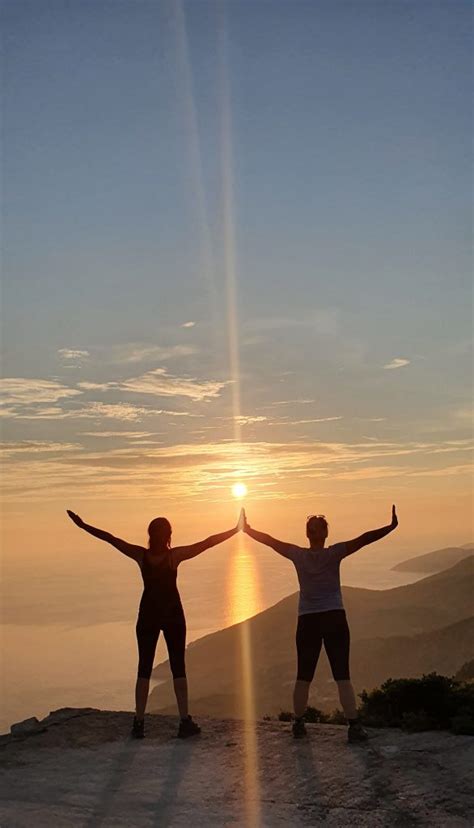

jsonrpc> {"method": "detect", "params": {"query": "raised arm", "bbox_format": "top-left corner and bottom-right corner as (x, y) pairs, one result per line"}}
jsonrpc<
(172, 519), (240, 565)
(66, 510), (144, 565)
(344, 505), (398, 556)
(242, 510), (295, 558)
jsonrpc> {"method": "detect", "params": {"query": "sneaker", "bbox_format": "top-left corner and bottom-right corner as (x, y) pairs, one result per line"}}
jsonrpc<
(131, 717), (145, 739)
(348, 721), (368, 743)
(292, 718), (307, 739)
(177, 716), (201, 739)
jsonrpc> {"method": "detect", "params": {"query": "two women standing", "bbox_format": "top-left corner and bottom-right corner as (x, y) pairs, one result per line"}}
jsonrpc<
(67, 504), (398, 740)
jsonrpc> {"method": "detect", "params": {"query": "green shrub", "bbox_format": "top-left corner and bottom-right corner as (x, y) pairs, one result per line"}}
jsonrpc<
(276, 673), (474, 733)
(277, 707), (347, 724)
(359, 673), (474, 733)
(327, 708), (346, 725)
(401, 711), (438, 732)
(305, 706), (330, 723)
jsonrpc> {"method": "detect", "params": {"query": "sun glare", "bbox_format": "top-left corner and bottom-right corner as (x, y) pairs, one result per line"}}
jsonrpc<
(232, 482), (248, 499)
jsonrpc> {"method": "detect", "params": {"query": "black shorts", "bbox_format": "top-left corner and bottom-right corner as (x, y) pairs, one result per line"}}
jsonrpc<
(296, 609), (350, 682)
(136, 605), (186, 680)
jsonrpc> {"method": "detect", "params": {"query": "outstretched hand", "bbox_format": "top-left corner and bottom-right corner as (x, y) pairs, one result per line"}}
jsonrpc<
(67, 509), (84, 528)
(239, 508), (250, 533)
(390, 504), (398, 529)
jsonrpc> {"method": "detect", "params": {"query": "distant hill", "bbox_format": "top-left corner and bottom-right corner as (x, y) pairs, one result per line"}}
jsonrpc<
(392, 544), (473, 573)
(149, 558), (474, 717)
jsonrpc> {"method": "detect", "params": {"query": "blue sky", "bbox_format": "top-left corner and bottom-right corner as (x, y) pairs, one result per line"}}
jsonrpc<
(1, 0), (472, 545)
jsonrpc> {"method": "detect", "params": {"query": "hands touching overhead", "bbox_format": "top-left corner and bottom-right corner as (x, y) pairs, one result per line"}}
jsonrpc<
(238, 508), (248, 533)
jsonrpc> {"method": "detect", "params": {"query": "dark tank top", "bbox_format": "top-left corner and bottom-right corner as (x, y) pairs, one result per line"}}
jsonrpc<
(139, 548), (182, 617)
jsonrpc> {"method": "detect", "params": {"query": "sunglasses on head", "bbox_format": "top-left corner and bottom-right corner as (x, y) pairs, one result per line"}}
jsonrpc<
(307, 514), (327, 521)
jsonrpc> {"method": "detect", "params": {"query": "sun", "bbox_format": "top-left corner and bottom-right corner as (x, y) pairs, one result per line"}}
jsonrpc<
(232, 482), (248, 499)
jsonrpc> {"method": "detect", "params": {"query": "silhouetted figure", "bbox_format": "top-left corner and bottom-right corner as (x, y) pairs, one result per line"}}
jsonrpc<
(67, 509), (240, 739)
(242, 505), (399, 741)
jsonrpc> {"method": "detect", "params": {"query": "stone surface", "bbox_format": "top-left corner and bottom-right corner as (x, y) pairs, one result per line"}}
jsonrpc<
(0, 708), (473, 827)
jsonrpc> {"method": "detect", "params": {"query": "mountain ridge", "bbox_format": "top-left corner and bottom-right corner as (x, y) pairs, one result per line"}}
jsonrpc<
(392, 544), (473, 573)
(150, 558), (473, 717)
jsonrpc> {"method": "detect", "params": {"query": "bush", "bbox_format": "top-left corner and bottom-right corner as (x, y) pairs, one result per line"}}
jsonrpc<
(327, 708), (346, 725)
(401, 711), (438, 732)
(359, 673), (474, 733)
(305, 706), (330, 723)
(277, 707), (347, 725)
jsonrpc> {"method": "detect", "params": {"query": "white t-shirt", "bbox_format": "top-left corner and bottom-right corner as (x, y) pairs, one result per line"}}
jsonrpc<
(282, 542), (349, 615)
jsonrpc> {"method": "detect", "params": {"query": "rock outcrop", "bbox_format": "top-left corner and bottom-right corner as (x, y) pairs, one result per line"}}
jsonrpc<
(1, 707), (473, 826)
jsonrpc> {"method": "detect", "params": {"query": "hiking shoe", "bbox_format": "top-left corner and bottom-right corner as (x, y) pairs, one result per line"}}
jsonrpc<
(131, 717), (145, 739)
(177, 716), (201, 739)
(292, 718), (307, 739)
(348, 722), (368, 743)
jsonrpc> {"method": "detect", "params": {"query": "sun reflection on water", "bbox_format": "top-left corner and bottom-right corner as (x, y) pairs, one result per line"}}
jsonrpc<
(226, 534), (262, 826)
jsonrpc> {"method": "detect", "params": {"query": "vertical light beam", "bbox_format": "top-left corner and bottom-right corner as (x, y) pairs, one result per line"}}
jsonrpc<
(171, 0), (220, 342)
(217, 3), (242, 445)
(218, 6), (261, 825)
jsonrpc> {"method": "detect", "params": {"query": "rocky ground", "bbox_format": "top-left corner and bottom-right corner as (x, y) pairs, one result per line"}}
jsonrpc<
(0, 708), (473, 827)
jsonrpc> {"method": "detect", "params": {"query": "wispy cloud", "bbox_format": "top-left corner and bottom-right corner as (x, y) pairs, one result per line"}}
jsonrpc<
(267, 399), (317, 408)
(76, 382), (111, 391)
(116, 368), (227, 401)
(409, 464), (473, 477)
(105, 343), (197, 364)
(44, 402), (153, 421)
(76, 368), (227, 402)
(0, 441), (81, 457)
(234, 415), (268, 425)
(383, 358), (411, 370)
(58, 349), (90, 361)
(181, 321), (196, 328)
(79, 431), (158, 439)
(285, 417), (343, 425)
(0, 378), (82, 407)
(10, 402), (203, 422)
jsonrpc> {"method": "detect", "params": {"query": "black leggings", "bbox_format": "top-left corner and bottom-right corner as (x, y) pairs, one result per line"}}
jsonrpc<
(296, 609), (350, 682)
(136, 607), (186, 680)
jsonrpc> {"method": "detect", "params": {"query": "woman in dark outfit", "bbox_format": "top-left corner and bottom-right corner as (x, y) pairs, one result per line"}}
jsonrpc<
(67, 509), (240, 738)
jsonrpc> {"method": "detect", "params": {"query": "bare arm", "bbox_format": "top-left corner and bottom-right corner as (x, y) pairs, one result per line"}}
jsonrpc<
(173, 522), (240, 565)
(345, 505), (398, 556)
(242, 511), (295, 558)
(66, 510), (144, 565)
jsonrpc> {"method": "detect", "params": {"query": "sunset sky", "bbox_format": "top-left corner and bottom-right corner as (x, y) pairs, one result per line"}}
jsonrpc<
(2, 0), (472, 557)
